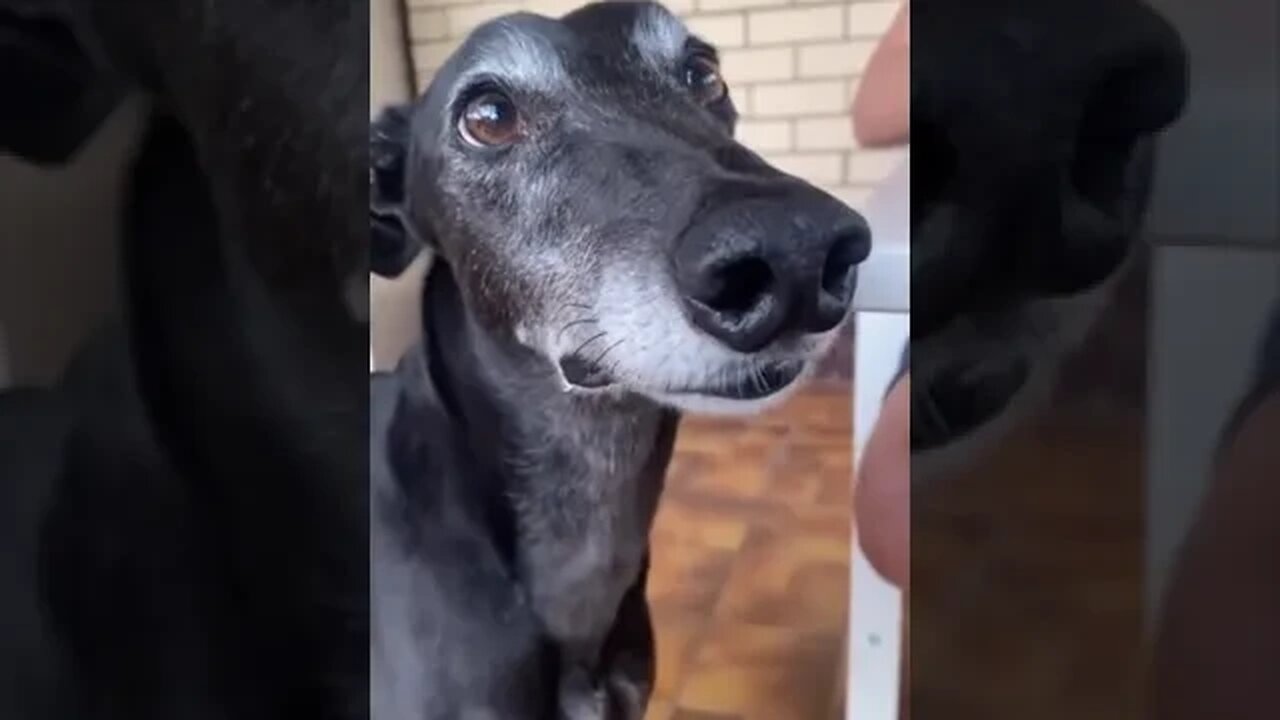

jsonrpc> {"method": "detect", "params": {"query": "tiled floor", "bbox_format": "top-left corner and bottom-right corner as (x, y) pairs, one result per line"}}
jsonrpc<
(645, 382), (854, 720)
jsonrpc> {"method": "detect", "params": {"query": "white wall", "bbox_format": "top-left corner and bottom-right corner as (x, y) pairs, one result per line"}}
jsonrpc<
(1146, 244), (1280, 619)
(1141, 0), (1280, 620)
(1143, 0), (1278, 244)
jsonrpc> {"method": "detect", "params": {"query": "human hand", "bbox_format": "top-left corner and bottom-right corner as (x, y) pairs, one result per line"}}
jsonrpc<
(855, 373), (911, 590)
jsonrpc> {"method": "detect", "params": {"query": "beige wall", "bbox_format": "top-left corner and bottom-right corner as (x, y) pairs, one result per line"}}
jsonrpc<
(372, 0), (415, 111)
(370, 0), (434, 368)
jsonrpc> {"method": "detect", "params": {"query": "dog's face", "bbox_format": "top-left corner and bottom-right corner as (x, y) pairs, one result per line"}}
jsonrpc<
(373, 1), (869, 414)
(909, 0), (1188, 453)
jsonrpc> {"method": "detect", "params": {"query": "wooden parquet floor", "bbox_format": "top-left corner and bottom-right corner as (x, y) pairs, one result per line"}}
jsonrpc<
(645, 382), (854, 720)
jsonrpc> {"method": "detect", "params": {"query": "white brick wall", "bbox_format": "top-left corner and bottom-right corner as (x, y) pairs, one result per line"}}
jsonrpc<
(399, 0), (905, 210)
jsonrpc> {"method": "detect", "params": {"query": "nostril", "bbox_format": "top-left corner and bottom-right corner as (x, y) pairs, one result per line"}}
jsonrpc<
(700, 256), (774, 315)
(820, 230), (867, 305)
(683, 254), (783, 353)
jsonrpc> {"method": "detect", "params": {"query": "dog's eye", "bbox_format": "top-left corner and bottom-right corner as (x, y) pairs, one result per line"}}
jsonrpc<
(458, 91), (522, 148)
(682, 55), (726, 105)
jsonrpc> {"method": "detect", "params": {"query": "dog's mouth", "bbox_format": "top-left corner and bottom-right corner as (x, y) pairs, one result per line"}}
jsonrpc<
(664, 360), (806, 400)
(912, 357), (1030, 451)
(557, 354), (806, 402)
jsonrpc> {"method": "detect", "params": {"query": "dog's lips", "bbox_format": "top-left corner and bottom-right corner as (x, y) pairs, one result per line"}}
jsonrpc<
(558, 354), (615, 390)
(557, 353), (807, 402)
(912, 358), (1030, 450)
(667, 360), (806, 401)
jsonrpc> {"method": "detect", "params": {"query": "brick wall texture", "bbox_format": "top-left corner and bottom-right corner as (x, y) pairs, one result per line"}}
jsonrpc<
(400, 0), (905, 211)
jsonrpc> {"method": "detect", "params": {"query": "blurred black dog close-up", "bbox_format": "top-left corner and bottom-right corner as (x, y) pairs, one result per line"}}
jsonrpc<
(0, 2), (368, 719)
(908, 0), (1189, 470)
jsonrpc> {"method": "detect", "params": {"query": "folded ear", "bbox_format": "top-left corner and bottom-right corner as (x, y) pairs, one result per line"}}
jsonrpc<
(0, 7), (121, 165)
(370, 103), (428, 278)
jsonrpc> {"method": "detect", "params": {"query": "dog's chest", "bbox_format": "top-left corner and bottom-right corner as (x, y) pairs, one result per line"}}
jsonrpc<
(517, 487), (646, 653)
(371, 469), (551, 718)
(509, 414), (666, 655)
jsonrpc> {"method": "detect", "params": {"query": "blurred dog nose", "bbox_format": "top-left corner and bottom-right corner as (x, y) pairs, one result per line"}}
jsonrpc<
(675, 192), (870, 353)
(907, 0), (1188, 341)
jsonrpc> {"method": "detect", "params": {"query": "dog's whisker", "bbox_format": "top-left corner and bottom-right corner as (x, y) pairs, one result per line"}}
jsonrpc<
(556, 317), (600, 344)
(591, 337), (627, 372)
(749, 363), (766, 397)
(606, 340), (631, 379)
(919, 382), (955, 440)
(570, 330), (609, 359)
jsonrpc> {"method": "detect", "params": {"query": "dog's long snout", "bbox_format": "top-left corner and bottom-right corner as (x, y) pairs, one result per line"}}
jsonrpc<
(675, 192), (870, 353)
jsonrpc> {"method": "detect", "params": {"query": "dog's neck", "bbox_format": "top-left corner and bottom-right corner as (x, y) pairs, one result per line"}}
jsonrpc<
(408, 262), (680, 660)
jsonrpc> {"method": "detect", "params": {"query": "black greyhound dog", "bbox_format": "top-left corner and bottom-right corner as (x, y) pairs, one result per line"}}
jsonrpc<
(368, 2), (869, 718)
(1, 2), (367, 719)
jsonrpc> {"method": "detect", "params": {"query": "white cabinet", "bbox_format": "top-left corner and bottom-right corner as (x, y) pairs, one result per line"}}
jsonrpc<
(844, 154), (909, 720)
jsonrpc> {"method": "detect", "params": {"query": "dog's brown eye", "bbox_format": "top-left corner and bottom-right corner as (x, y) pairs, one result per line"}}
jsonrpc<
(459, 92), (522, 148)
(683, 55), (726, 105)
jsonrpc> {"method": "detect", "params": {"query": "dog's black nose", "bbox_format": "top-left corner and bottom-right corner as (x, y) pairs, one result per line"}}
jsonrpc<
(675, 194), (870, 353)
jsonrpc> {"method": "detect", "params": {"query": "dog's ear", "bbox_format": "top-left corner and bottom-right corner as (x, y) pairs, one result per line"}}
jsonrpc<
(370, 103), (430, 278)
(0, 7), (121, 165)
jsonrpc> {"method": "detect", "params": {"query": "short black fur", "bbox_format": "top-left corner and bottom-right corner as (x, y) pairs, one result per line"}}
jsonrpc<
(0, 2), (369, 718)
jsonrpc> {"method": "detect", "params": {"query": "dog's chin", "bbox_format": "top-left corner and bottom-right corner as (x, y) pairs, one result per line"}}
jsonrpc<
(557, 356), (811, 416)
(647, 359), (810, 415)
(647, 380), (803, 415)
